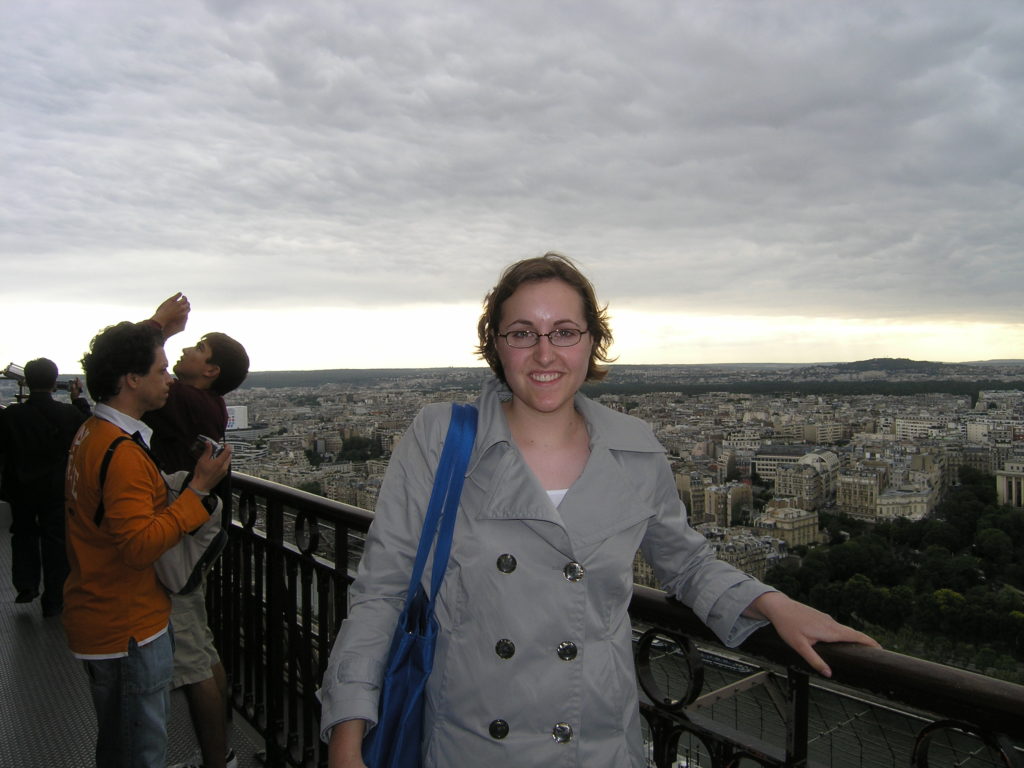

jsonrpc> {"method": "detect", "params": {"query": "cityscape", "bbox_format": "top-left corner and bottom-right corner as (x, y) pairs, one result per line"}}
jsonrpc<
(5, 2), (1023, 763)
(5, 356), (1021, 597)
(214, 359), (1024, 530)
(3, 356), (1023, 764)
(214, 358), (1024, 686)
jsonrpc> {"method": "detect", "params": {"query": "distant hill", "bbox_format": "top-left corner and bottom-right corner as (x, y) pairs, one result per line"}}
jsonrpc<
(796, 357), (974, 375)
(795, 357), (1024, 375)
(243, 367), (490, 389)
(841, 357), (941, 371)
(234, 358), (1024, 391)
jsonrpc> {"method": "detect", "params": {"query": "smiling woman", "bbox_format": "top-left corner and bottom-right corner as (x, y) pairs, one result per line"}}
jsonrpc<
(318, 252), (879, 768)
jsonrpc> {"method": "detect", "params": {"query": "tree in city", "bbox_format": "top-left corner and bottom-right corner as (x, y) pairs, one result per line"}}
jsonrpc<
(763, 469), (1024, 675)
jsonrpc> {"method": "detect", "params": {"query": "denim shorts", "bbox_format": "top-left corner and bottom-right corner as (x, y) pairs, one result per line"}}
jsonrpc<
(83, 629), (174, 768)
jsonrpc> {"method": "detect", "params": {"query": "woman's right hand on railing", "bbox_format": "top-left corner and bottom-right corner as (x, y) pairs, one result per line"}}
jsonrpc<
(328, 719), (369, 768)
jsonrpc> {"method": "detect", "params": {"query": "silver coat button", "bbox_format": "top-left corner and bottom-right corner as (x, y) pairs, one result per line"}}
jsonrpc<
(563, 561), (585, 582)
(556, 641), (578, 661)
(552, 722), (573, 743)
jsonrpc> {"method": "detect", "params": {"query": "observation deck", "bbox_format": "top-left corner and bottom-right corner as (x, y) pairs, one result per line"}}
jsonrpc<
(0, 474), (1021, 767)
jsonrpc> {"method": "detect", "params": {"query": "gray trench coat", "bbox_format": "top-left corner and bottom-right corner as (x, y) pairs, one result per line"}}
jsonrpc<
(320, 378), (773, 767)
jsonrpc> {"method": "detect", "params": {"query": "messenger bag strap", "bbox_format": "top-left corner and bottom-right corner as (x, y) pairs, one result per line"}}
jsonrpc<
(428, 403), (477, 601)
(94, 435), (133, 527)
(403, 403), (478, 604)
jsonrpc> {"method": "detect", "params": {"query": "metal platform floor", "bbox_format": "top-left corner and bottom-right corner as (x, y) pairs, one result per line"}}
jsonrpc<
(0, 502), (265, 767)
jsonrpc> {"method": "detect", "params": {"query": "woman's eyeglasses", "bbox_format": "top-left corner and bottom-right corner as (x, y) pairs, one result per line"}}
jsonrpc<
(497, 329), (589, 349)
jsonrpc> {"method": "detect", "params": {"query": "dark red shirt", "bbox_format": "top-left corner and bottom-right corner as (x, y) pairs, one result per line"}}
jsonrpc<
(142, 381), (227, 474)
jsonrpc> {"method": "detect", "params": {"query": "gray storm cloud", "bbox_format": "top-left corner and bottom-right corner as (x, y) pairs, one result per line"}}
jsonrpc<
(2, 0), (1022, 325)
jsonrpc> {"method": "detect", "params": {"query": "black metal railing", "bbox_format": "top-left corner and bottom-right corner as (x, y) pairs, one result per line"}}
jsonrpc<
(631, 585), (1024, 767)
(210, 473), (1024, 768)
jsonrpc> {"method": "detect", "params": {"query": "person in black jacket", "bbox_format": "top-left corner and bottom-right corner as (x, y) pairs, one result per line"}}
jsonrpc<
(0, 358), (90, 615)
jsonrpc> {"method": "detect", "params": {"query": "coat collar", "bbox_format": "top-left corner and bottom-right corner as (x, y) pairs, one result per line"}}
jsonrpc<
(464, 378), (666, 556)
(470, 376), (664, 467)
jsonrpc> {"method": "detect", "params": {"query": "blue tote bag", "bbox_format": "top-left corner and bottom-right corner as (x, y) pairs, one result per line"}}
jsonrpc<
(362, 403), (478, 768)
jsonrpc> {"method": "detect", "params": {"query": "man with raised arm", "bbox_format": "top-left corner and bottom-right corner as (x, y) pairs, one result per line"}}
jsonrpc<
(65, 320), (232, 768)
(145, 293), (249, 768)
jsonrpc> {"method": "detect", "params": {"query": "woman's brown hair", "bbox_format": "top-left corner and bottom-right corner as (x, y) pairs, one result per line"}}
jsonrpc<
(476, 252), (614, 386)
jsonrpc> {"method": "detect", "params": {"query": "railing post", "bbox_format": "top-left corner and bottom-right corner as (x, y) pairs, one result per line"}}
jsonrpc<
(647, 716), (683, 768)
(265, 494), (286, 767)
(785, 666), (809, 767)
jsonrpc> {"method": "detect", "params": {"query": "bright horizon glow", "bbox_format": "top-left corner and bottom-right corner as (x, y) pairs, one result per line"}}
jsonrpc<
(2, 301), (1021, 377)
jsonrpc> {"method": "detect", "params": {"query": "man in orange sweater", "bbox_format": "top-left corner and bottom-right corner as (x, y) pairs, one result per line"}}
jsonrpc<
(64, 320), (233, 768)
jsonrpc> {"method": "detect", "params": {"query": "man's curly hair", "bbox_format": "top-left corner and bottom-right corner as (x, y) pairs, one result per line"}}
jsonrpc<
(82, 322), (163, 403)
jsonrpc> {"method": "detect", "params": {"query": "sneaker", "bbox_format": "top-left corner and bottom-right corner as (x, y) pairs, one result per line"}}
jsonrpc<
(168, 749), (237, 768)
(15, 588), (39, 603)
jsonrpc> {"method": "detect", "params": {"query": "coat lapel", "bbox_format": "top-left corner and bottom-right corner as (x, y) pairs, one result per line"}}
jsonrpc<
(558, 445), (657, 549)
(462, 379), (666, 560)
(465, 441), (658, 559)
(467, 443), (575, 557)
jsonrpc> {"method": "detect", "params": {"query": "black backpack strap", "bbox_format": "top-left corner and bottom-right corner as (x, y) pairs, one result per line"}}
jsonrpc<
(93, 435), (133, 527)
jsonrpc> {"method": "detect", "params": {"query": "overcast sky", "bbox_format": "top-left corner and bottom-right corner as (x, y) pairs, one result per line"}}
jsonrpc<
(3, 0), (1022, 375)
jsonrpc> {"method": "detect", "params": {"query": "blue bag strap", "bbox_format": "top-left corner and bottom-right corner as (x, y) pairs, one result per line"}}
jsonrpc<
(404, 403), (478, 603)
(428, 404), (476, 601)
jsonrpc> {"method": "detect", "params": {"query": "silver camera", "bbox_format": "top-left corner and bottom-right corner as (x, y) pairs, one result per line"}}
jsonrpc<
(195, 434), (225, 458)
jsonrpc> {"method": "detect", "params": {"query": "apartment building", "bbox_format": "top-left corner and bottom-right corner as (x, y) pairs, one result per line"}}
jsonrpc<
(894, 417), (940, 441)
(753, 445), (814, 482)
(811, 421), (846, 444)
(837, 466), (890, 521)
(774, 463), (826, 512)
(676, 471), (712, 524)
(961, 445), (998, 476)
(996, 459), (1024, 508)
(703, 482), (753, 527)
(697, 525), (781, 581)
(753, 506), (819, 548)
(876, 489), (931, 522)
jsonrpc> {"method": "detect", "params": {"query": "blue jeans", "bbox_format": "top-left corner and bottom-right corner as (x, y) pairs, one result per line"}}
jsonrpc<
(83, 629), (174, 768)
